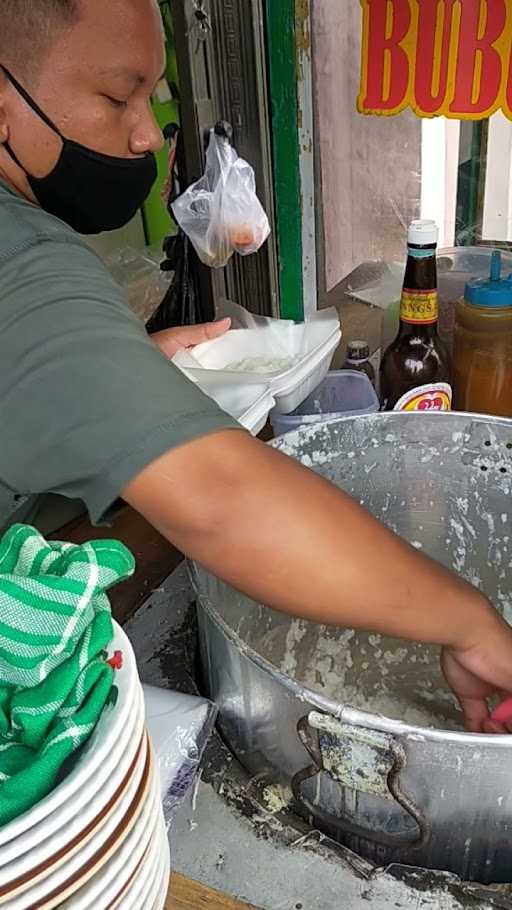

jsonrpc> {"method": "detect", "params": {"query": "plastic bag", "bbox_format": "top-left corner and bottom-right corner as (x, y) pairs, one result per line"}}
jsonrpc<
(145, 229), (212, 332)
(172, 126), (271, 269)
(104, 245), (173, 324)
(143, 684), (217, 827)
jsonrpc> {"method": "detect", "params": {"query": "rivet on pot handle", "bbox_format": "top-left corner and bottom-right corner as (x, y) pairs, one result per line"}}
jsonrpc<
(291, 712), (430, 850)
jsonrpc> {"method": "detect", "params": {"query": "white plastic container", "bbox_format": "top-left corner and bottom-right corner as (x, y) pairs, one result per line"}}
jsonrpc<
(172, 301), (341, 417)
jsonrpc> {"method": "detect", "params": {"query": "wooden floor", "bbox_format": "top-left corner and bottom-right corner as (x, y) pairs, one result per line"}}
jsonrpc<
(166, 874), (257, 909)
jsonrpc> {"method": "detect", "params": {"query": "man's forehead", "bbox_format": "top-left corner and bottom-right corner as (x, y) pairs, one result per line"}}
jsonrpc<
(50, 0), (166, 85)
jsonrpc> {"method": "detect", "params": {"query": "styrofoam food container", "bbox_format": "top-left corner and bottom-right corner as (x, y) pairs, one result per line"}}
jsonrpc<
(191, 374), (275, 436)
(271, 370), (380, 436)
(0, 624), (140, 849)
(173, 308), (341, 416)
(0, 690), (145, 879)
(270, 329), (340, 414)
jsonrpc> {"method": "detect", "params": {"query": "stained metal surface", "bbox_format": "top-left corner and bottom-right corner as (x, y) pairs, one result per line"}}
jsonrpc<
(195, 412), (512, 884)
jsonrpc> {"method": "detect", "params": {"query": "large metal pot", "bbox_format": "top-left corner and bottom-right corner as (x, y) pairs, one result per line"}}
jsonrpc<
(193, 413), (512, 883)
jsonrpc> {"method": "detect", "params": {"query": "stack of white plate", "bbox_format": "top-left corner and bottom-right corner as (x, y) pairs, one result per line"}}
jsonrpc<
(0, 624), (170, 909)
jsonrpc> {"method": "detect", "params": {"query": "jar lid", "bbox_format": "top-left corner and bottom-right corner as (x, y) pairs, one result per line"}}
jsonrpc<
(408, 220), (438, 246)
(347, 340), (370, 360)
(465, 251), (512, 308)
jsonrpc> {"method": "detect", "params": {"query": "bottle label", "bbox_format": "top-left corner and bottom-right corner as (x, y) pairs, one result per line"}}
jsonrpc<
(400, 289), (438, 325)
(393, 382), (452, 412)
(407, 246), (436, 260)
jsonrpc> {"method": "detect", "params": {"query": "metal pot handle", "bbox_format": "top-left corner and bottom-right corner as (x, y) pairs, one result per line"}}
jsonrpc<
(291, 712), (430, 850)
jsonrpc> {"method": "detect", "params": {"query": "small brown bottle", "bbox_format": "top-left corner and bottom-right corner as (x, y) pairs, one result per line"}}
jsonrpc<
(342, 341), (376, 386)
(380, 220), (452, 412)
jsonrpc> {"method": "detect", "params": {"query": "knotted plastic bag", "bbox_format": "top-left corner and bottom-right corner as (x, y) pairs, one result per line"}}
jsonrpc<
(172, 126), (270, 269)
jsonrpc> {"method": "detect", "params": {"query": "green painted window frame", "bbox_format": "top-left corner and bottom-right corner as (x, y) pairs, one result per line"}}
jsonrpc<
(265, 0), (304, 321)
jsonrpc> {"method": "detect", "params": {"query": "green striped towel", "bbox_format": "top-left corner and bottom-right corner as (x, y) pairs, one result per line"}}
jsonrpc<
(0, 524), (135, 827)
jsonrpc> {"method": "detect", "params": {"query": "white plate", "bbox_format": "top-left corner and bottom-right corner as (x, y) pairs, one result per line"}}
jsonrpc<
(145, 835), (168, 910)
(0, 719), (147, 903)
(2, 740), (156, 910)
(134, 827), (168, 910)
(0, 624), (140, 850)
(112, 824), (161, 910)
(60, 769), (161, 910)
(114, 820), (167, 910)
(0, 685), (145, 880)
(153, 835), (171, 910)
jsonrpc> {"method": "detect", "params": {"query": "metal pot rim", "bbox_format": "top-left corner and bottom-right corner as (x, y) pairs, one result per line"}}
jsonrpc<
(198, 593), (512, 746)
(269, 409), (512, 450)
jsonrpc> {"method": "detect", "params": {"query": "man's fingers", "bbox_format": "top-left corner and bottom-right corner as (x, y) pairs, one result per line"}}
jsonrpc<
(204, 317), (231, 340)
(482, 718), (508, 735)
(459, 696), (491, 733)
(151, 319), (231, 358)
(180, 317), (231, 348)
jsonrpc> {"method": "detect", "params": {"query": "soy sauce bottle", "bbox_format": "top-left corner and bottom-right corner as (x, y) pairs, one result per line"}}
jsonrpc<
(342, 340), (376, 387)
(380, 220), (452, 412)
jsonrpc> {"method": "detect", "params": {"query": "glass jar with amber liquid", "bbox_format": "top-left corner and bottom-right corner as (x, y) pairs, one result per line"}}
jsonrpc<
(453, 252), (512, 417)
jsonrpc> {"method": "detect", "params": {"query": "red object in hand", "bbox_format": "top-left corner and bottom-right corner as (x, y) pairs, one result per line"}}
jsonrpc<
(491, 697), (512, 726)
(107, 650), (124, 671)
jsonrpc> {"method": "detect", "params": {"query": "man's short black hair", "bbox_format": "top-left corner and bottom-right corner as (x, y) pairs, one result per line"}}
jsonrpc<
(0, 1), (80, 81)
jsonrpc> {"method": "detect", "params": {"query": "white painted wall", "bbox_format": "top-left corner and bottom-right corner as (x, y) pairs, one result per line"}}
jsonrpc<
(482, 111), (512, 242)
(313, 1), (422, 292)
(420, 118), (460, 249)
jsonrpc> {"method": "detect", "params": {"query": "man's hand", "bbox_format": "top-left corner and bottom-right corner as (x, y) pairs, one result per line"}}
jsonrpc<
(442, 615), (512, 733)
(151, 318), (231, 359)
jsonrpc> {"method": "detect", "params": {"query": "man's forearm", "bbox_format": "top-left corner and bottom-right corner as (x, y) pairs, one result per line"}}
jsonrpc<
(123, 430), (496, 651)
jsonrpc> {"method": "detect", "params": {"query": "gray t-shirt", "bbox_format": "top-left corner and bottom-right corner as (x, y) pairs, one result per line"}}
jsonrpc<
(0, 181), (238, 528)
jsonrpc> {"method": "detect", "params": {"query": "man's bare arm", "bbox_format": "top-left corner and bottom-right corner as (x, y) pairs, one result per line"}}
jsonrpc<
(123, 429), (512, 732)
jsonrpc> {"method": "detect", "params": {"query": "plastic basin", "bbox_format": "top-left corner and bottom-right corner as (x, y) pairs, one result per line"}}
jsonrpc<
(270, 370), (379, 436)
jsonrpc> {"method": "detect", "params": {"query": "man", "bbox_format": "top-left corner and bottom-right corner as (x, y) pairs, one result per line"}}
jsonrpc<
(0, 0), (510, 734)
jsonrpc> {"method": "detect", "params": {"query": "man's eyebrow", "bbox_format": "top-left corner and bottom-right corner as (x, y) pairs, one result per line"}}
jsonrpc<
(98, 67), (167, 89)
(98, 66), (147, 86)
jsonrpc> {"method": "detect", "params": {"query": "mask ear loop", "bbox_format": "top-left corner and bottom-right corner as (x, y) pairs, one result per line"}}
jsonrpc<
(0, 64), (63, 170)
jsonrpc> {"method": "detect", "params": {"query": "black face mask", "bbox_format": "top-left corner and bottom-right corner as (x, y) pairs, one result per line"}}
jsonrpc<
(1, 65), (157, 234)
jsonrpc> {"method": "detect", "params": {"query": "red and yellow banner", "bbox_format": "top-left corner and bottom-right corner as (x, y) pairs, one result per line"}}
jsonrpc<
(358, 0), (512, 120)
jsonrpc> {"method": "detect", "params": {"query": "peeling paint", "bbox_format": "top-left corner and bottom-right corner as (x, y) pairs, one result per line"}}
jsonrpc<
(295, 0), (312, 59)
(294, 0), (317, 317)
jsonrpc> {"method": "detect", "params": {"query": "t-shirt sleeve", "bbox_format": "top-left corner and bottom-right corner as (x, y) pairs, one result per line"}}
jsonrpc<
(0, 237), (240, 523)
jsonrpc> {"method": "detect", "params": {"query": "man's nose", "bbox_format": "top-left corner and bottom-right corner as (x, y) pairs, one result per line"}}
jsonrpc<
(130, 105), (165, 156)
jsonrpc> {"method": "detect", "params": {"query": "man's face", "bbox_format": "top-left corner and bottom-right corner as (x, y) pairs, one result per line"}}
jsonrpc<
(0, 0), (166, 197)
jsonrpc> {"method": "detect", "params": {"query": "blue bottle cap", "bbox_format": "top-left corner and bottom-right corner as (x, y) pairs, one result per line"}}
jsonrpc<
(464, 251), (512, 308)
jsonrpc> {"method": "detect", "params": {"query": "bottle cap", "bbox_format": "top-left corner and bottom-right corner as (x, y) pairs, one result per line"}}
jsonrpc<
(465, 251), (512, 308)
(347, 340), (370, 361)
(408, 220), (438, 246)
